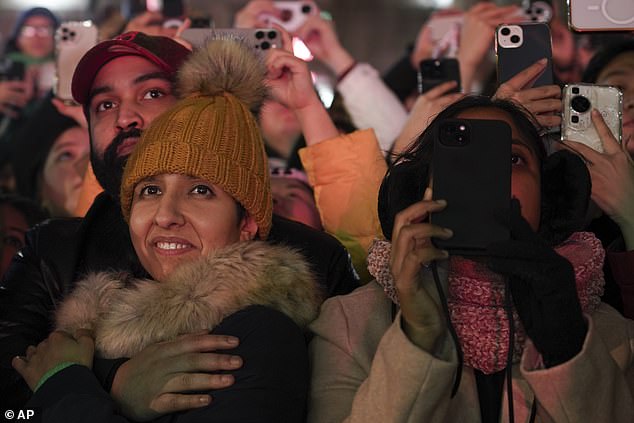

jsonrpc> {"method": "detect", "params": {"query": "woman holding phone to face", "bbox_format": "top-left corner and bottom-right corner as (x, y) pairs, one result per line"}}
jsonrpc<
(307, 96), (634, 422)
(12, 38), (321, 423)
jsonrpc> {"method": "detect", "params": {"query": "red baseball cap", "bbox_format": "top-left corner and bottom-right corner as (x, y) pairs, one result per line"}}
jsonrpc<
(71, 31), (191, 105)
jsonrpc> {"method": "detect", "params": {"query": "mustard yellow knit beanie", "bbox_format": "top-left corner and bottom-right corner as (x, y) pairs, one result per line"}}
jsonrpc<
(120, 38), (272, 238)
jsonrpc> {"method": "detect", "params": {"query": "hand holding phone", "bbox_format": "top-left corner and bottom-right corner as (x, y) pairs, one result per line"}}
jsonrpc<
(561, 84), (622, 152)
(418, 58), (461, 94)
(261, 1), (318, 33)
(494, 58), (562, 129)
(496, 22), (554, 88)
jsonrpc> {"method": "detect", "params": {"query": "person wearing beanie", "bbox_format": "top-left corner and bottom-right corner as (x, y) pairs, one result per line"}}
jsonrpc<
(0, 28), (357, 415)
(12, 38), (321, 423)
(307, 96), (634, 422)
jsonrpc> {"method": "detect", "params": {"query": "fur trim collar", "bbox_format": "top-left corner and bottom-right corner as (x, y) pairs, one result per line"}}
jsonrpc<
(56, 241), (322, 358)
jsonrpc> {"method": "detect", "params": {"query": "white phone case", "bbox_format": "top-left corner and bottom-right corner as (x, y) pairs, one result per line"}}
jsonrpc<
(55, 21), (99, 104)
(568, 0), (634, 32)
(561, 84), (623, 152)
(180, 28), (281, 52)
(261, 1), (318, 33)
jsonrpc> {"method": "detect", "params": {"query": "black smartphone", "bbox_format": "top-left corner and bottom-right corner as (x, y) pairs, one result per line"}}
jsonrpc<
(418, 58), (461, 94)
(496, 22), (553, 87)
(431, 118), (512, 255)
(0, 58), (25, 81)
(189, 16), (212, 28)
(162, 0), (184, 18)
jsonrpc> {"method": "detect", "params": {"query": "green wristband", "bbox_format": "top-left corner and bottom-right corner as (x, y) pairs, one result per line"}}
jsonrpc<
(34, 362), (78, 392)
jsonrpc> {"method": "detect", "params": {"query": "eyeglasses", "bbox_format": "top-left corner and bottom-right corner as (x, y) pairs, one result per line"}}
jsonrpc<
(20, 25), (54, 38)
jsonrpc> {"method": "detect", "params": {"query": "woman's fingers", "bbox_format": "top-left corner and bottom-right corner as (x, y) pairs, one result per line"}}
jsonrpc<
(391, 198), (447, 243)
(590, 109), (624, 155)
(496, 58), (548, 95)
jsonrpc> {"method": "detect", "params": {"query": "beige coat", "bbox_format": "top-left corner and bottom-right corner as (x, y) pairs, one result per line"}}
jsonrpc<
(308, 280), (634, 423)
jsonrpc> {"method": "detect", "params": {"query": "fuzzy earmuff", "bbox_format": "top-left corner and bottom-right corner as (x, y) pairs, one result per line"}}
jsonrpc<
(539, 150), (591, 246)
(378, 160), (430, 241)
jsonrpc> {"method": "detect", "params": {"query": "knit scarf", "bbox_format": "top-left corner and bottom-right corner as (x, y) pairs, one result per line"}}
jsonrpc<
(367, 232), (605, 374)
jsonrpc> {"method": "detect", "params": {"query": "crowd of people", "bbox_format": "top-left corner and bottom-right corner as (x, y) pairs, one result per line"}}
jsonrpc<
(0, 0), (633, 421)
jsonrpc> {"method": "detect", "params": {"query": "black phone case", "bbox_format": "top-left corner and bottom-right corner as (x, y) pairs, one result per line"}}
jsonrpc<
(0, 59), (25, 81)
(418, 58), (461, 94)
(431, 118), (512, 255)
(496, 22), (553, 87)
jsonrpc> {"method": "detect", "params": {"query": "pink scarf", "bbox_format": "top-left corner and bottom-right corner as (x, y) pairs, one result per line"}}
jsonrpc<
(367, 232), (605, 374)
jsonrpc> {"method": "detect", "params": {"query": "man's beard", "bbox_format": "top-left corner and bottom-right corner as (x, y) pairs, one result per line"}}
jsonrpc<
(91, 128), (141, 203)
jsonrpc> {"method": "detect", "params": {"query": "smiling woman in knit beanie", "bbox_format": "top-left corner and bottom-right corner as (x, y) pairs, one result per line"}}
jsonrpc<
(13, 38), (321, 422)
(120, 37), (273, 239)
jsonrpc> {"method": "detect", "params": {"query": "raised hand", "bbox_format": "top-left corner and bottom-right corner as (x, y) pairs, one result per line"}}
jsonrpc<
(234, 0), (280, 29)
(495, 58), (562, 128)
(562, 110), (634, 249)
(294, 14), (355, 77)
(390, 188), (452, 351)
(12, 329), (94, 391)
(393, 81), (464, 154)
(0, 80), (31, 118)
(458, 2), (522, 92)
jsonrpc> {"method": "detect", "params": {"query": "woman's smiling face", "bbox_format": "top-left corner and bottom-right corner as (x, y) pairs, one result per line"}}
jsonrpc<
(129, 173), (258, 280)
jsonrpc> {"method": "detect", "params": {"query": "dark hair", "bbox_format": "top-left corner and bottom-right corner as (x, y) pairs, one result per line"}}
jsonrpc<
(0, 193), (49, 227)
(378, 95), (545, 240)
(582, 38), (634, 83)
(9, 95), (78, 201)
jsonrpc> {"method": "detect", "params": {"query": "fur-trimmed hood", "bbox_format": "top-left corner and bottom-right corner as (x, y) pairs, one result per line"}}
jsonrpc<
(56, 241), (322, 359)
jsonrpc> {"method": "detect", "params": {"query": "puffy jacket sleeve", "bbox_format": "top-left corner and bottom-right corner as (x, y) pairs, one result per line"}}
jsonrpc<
(0, 224), (72, 408)
(299, 129), (386, 254)
(28, 305), (309, 423)
(337, 63), (409, 153)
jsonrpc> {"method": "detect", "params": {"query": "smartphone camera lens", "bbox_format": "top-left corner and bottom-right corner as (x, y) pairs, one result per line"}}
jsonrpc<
(455, 125), (468, 144)
(572, 86), (580, 94)
(571, 95), (591, 113)
(571, 115), (579, 123)
(268, 31), (277, 39)
(440, 122), (470, 146)
(261, 41), (271, 50)
(301, 4), (312, 13)
(510, 35), (520, 43)
(255, 30), (264, 39)
(500, 27), (511, 36)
